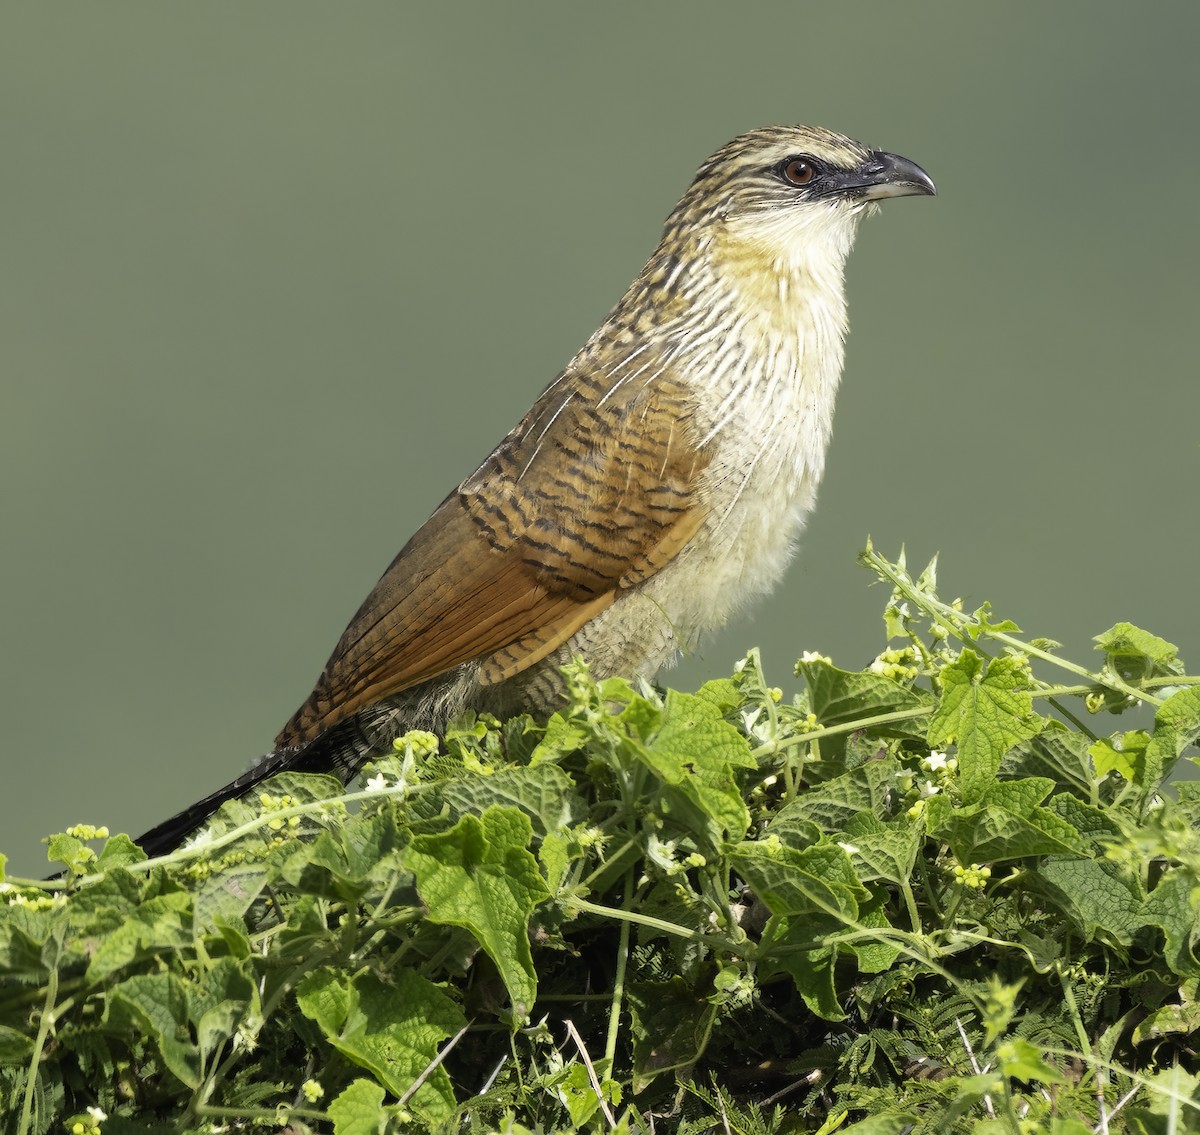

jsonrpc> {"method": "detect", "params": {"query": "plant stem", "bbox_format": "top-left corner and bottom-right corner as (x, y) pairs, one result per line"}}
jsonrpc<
(603, 871), (633, 1069)
(18, 964), (58, 1135)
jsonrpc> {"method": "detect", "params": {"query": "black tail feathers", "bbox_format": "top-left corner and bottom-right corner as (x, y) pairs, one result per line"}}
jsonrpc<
(133, 718), (372, 858)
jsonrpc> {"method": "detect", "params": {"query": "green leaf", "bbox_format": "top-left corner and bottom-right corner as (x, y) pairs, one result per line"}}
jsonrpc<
(1140, 869), (1200, 978)
(925, 779), (1084, 863)
(407, 805), (549, 1015)
(847, 892), (903, 974)
(194, 864), (269, 930)
(1138, 686), (1200, 797)
(840, 812), (921, 887)
(94, 833), (146, 870)
(623, 689), (755, 847)
(692, 676), (744, 713)
(189, 957), (259, 1062)
(838, 1115), (921, 1134)
(555, 1062), (619, 1128)
(1089, 731), (1150, 783)
(297, 968), (464, 1123)
(106, 972), (200, 1088)
(996, 1037), (1065, 1083)
(529, 712), (590, 763)
(627, 977), (712, 1091)
(328, 1079), (387, 1135)
(1047, 795), (1123, 845)
(1003, 722), (1095, 798)
(1157, 685), (1200, 743)
(765, 935), (844, 1020)
(732, 841), (866, 931)
(441, 764), (584, 837)
(86, 891), (193, 984)
(928, 651), (1043, 796)
(1094, 622), (1183, 679)
(770, 759), (904, 834)
(796, 658), (930, 734)
(1033, 857), (1144, 943)
(0, 1024), (35, 1063)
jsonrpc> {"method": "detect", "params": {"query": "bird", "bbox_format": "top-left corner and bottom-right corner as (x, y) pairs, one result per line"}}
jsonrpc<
(135, 124), (934, 857)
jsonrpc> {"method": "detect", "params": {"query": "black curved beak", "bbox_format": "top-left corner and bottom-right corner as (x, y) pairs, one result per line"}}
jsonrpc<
(836, 151), (936, 200)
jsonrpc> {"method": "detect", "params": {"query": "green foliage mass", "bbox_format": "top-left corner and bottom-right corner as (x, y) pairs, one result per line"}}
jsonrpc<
(2, 547), (1199, 1134)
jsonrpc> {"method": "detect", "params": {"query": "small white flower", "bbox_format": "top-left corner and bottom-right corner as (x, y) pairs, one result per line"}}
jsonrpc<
(366, 773), (390, 792)
(918, 780), (941, 799)
(646, 833), (679, 873)
(923, 751), (949, 771)
(87, 1108), (108, 1123)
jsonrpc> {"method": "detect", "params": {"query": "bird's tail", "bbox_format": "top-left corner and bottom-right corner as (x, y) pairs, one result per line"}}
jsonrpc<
(133, 719), (371, 859)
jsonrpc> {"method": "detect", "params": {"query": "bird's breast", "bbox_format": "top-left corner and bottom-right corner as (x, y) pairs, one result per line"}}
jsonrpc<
(640, 276), (849, 649)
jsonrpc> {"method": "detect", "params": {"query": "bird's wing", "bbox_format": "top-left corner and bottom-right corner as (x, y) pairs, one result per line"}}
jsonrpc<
(276, 359), (711, 747)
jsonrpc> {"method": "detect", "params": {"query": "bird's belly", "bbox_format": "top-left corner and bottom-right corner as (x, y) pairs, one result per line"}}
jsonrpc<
(648, 438), (819, 648)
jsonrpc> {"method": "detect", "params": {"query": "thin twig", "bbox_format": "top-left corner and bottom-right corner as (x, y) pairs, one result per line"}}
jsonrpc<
(956, 1018), (996, 1119)
(564, 1018), (617, 1129)
(398, 1021), (471, 1106)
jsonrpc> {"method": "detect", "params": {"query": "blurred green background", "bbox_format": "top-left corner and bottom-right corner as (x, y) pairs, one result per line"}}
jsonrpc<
(3, 3), (1197, 875)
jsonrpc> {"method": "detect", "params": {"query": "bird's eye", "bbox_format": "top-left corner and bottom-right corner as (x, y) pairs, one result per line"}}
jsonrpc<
(781, 158), (816, 186)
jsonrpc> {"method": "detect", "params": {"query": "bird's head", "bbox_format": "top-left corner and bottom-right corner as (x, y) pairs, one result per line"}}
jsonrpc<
(666, 125), (935, 295)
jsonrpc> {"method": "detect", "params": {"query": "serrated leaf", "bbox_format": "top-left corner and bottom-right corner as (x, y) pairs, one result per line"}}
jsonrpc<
(996, 1037), (1064, 1083)
(1034, 857), (1144, 943)
(925, 779), (1084, 863)
(841, 812), (920, 886)
(1094, 622), (1182, 678)
(529, 711), (591, 764)
(194, 864), (269, 931)
(1157, 685), (1200, 741)
(764, 934), (844, 1021)
(838, 1113), (921, 1134)
(289, 812), (404, 895)
(0, 1024), (34, 1063)
(1140, 869), (1200, 978)
(967, 601), (1022, 638)
(623, 690), (755, 847)
(94, 834), (146, 870)
(556, 1062), (619, 1127)
(1089, 731), (1150, 784)
(1133, 999), (1200, 1045)
(627, 977), (711, 1091)
(850, 894), (903, 973)
(796, 659), (930, 733)
(189, 956), (259, 1060)
(0, 920), (50, 979)
(1003, 722), (1096, 798)
(770, 759), (903, 834)
(1047, 795), (1123, 846)
(106, 972), (200, 1088)
(407, 805), (548, 1015)
(328, 1079), (386, 1135)
(693, 677), (743, 713)
(297, 968), (464, 1123)
(732, 841), (866, 932)
(928, 651), (1043, 796)
(441, 764), (584, 837)
(86, 892), (193, 984)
